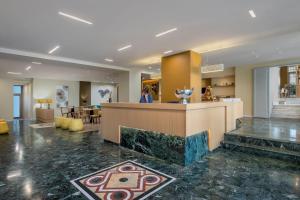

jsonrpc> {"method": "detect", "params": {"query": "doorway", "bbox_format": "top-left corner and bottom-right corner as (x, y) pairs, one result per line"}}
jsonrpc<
(13, 85), (23, 119)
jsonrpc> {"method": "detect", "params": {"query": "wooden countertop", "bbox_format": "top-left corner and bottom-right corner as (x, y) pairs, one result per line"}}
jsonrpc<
(102, 101), (241, 111)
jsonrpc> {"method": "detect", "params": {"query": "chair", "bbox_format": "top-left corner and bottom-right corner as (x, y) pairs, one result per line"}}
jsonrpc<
(90, 109), (101, 124)
(61, 107), (71, 117)
(78, 107), (89, 123)
(0, 121), (9, 134)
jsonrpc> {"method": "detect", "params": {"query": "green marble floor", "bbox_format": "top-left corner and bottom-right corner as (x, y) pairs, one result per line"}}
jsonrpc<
(0, 120), (299, 199)
(230, 117), (300, 143)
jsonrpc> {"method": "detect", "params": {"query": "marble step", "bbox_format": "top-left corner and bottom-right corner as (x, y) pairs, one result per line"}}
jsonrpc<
(222, 141), (300, 163)
(224, 133), (300, 152)
(271, 105), (300, 119)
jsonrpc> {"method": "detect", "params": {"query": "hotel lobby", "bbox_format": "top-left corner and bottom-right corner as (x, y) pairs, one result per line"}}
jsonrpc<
(0, 1), (300, 199)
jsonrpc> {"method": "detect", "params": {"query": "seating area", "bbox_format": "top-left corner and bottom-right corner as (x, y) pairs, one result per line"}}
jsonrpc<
(60, 106), (101, 124)
(55, 117), (84, 132)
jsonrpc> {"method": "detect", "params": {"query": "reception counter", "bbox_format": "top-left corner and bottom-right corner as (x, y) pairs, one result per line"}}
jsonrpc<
(101, 101), (243, 165)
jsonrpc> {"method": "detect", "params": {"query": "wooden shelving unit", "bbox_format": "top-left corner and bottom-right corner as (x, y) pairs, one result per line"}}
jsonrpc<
(201, 68), (236, 99)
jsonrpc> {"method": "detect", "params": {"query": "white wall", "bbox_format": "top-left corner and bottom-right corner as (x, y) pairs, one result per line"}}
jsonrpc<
(32, 79), (79, 117)
(114, 71), (130, 102)
(129, 67), (142, 102)
(91, 83), (117, 105)
(269, 67), (280, 117)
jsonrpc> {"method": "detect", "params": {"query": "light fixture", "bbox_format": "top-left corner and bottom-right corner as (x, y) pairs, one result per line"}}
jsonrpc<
(155, 28), (177, 37)
(26, 66), (32, 71)
(201, 64), (224, 74)
(32, 62), (42, 65)
(58, 12), (93, 25)
(118, 45), (132, 51)
(104, 58), (114, 62)
(249, 10), (256, 18)
(7, 72), (22, 75)
(163, 50), (173, 54)
(48, 45), (60, 54)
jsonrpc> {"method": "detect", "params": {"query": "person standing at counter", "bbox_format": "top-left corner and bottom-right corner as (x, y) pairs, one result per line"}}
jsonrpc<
(140, 86), (153, 103)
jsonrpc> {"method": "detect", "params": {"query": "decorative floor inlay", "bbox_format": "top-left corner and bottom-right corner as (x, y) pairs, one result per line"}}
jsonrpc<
(71, 160), (176, 200)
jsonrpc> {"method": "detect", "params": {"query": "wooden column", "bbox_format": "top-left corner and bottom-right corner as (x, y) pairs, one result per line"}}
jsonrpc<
(161, 50), (202, 103)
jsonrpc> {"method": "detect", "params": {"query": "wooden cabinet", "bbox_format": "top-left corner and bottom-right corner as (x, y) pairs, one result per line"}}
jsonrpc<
(36, 108), (54, 123)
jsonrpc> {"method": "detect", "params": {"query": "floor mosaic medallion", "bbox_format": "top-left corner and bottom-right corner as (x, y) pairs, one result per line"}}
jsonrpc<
(71, 160), (176, 200)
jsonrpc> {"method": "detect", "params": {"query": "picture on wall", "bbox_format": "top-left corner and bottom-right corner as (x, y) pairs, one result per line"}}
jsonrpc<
(56, 85), (69, 108)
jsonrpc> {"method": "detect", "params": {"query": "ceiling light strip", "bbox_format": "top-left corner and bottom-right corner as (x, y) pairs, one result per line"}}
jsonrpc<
(164, 50), (173, 54)
(104, 58), (114, 62)
(48, 45), (60, 54)
(155, 28), (177, 37)
(249, 10), (256, 18)
(7, 72), (22, 75)
(58, 12), (93, 25)
(118, 45), (132, 51)
(32, 62), (42, 65)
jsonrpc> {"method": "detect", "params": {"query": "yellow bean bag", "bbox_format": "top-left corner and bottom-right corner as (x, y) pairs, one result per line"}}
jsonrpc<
(69, 119), (84, 132)
(0, 121), (9, 134)
(61, 118), (72, 130)
(55, 117), (64, 128)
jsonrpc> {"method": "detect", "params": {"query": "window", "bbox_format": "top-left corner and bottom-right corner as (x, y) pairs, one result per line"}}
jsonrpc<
(13, 85), (22, 118)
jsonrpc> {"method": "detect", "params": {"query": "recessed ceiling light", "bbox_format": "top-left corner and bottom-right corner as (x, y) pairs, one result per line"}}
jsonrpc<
(249, 10), (256, 18)
(32, 62), (42, 65)
(155, 28), (177, 37)
(7, 72), (22, 75)
(163, 50), (173, 54)
(48, 45), (60, 54)
(26, 66), (32, 71)
(104, 58), (114, 62)
(58, 12), (93, 25)
(118, 45), (132, 51)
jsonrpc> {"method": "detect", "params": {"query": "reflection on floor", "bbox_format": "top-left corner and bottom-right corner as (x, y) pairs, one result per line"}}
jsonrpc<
(0, 120), (299, 199)
(230, 117), (300, 143)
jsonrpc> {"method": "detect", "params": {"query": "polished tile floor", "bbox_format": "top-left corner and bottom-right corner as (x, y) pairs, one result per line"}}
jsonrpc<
(230, 118), (300, 143)
(0, 120), (299, 200)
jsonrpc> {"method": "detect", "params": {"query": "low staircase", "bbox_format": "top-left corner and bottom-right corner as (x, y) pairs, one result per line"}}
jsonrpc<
(271, 105), (300, 119)
(222, 133), (300, 163)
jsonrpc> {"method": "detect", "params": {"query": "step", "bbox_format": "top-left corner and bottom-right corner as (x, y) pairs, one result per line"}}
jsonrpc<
(222, 141), (300, 164)
(224, 133), (300, 152)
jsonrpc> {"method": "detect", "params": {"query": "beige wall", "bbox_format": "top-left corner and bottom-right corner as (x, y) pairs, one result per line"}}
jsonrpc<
(0, 78), (33, 121)
(235, 57), (300, 117)
(235, 66), (254, 116)
(32, 79), (80, 117)
(0, 79), (14, 120)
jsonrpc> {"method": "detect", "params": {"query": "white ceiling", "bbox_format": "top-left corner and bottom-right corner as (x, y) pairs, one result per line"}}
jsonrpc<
(0, 54), (123, 82)
(1, 0), (300, 71)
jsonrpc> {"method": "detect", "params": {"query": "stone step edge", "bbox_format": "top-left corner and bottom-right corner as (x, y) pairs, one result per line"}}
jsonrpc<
(222, 141), (300, 157)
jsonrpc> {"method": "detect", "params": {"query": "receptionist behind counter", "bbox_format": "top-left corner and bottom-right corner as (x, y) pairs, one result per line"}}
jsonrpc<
(139, 86), (153, 103)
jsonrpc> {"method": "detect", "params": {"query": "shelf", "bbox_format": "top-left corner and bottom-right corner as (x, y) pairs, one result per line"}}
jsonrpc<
(212, 85), (235, 88)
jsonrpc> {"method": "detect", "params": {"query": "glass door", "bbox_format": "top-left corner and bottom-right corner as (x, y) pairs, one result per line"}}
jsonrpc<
(13, 85), (22, 119)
